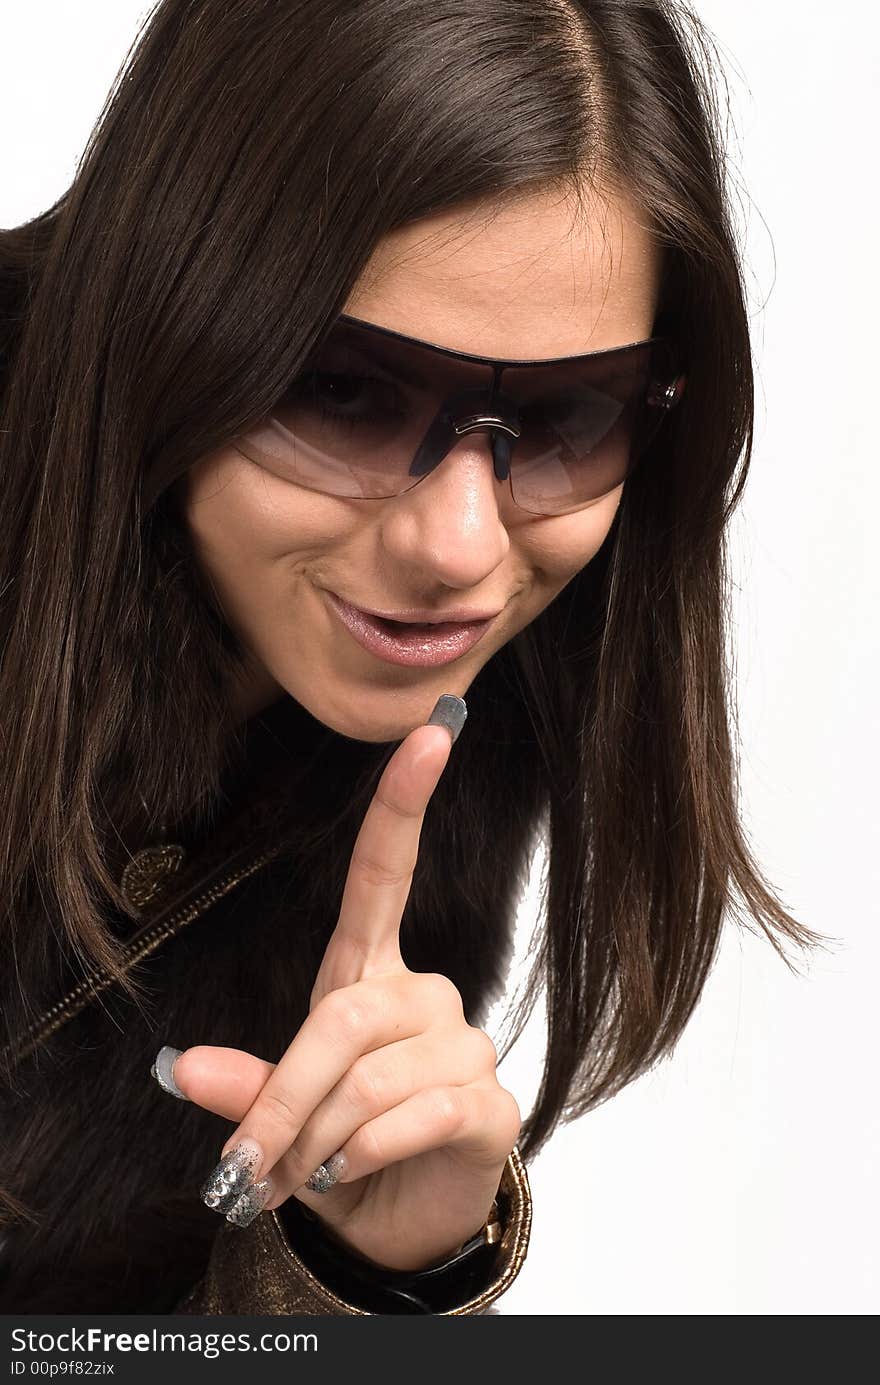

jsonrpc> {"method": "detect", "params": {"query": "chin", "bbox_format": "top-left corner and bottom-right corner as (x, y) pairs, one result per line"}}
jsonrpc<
(294, 681), (470, 745)
(315, 709), (418, 745)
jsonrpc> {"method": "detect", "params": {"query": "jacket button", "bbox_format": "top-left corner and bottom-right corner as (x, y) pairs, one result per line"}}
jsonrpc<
(120, 842), (187, 913)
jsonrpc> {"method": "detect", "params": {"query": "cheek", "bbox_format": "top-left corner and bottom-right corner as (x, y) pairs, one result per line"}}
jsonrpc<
(181, 452), (349, 582)
(522, 486), (622, 581)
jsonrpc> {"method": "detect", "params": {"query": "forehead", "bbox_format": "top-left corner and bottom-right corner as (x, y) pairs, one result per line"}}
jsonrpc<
(343, 181), (662, 359)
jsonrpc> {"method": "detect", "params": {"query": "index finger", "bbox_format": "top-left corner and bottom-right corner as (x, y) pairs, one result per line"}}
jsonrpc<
(312, 693), (467, 995)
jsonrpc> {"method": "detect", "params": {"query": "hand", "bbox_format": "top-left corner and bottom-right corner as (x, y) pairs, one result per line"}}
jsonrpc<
(166, 700), (522, 1272)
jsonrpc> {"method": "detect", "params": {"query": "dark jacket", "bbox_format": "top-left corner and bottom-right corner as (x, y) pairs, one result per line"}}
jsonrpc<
(0, 696), (532, 1314)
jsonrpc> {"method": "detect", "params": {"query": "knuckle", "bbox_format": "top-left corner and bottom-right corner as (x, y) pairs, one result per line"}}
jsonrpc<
(373, 787), (422, 823)
(352, 1119), (384, 1169)
(499, 1090), (523, 1145)
(342, 1057), (387, 1112)
(258, 1087), (300, 1130)
(319, 989), (372, 1045)
(421, 971), (464, 1016)
(428, 1087), (465, 1134)
(351, 846), (415, 890)
(469, 1025), (499, 1070)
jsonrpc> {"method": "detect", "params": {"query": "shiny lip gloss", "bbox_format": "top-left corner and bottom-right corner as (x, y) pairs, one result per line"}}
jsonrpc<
(324, 591), (495, 667)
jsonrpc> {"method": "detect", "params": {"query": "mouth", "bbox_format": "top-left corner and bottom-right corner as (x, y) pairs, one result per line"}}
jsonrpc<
(323, 591), (498, 668)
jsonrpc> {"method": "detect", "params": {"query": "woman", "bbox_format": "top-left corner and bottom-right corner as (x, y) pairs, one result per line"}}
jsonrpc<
(0, 0), (816, 1315)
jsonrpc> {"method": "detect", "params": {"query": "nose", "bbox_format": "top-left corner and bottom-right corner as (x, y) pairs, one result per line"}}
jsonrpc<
(378, 431), (513, 588)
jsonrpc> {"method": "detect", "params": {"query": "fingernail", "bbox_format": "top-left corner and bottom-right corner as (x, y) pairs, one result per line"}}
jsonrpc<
(305, 1150), (347, 1193)
(150, 1045), (189, 1101)
(427, 694), (467, 745)
(226, 1177), (273, 1228)
(201, 1136), (264, 1215)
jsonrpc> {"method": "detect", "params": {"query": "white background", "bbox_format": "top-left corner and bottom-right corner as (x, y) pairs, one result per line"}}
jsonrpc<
(2, 3), (877, 1315)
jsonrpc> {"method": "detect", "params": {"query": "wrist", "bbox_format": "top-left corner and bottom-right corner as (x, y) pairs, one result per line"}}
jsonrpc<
(285, 1197), (502, 1274)
(279, 1193), (506, 1313)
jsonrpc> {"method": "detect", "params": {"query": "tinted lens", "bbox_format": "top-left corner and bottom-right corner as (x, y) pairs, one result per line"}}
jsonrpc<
(504, 343), (669, 516)
(232, 321), (678, 514)
(233, 331), (441, 498)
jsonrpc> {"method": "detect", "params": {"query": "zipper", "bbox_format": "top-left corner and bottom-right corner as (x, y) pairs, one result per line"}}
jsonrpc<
(5, 839), (289, 1073)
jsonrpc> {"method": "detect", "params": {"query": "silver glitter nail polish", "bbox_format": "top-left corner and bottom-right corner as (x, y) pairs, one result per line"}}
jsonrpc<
(226, 1177), (272, 1228)
(200, 1137), (264, 1215)
(426, 694), (467, 745)
(305, 1150), (347, 1193)
(150, 1045), (189, 1101)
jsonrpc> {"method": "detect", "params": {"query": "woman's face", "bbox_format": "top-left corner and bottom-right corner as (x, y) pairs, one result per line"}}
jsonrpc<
(181, 183), (662, 741)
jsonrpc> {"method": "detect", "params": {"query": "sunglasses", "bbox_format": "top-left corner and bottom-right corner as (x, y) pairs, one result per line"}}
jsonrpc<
(231, 313), (686, 517)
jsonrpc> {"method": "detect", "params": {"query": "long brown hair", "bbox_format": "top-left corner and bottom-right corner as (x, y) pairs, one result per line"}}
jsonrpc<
(0, 0), (821, 1171)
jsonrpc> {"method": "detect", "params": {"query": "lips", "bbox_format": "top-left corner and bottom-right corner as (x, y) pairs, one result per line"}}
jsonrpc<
(355, 601), (503, 624)
(324, 591), (496, 668)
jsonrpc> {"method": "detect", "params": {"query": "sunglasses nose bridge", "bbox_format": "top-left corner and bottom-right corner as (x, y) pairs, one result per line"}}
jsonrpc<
(411, 382), (521, 487)
(452, 414), (519, 482)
